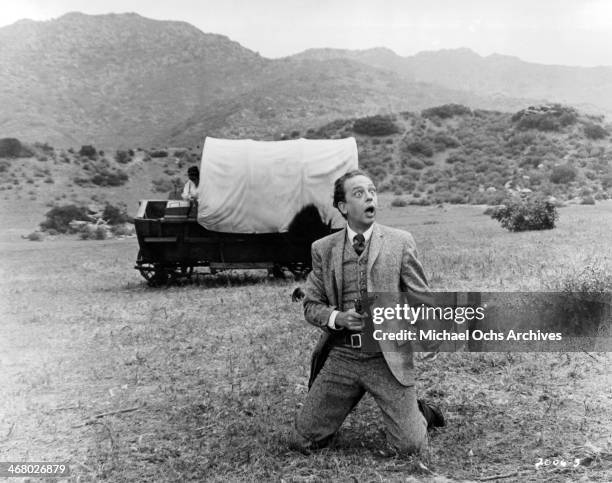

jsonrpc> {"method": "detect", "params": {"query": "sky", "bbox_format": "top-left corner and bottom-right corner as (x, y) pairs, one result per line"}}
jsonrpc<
(2, 0), (612, 67)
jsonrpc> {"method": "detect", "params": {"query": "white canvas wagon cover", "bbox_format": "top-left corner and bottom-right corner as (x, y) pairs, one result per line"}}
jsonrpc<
(196, 137), (358, 233)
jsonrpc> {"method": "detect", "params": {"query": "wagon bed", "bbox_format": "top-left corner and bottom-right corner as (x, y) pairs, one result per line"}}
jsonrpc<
(134, 200), (320, 284)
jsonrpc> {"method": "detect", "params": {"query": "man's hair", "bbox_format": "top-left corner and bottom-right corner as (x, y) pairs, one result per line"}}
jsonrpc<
(333, 170), (370, 215)
(187, 166), (199, 176)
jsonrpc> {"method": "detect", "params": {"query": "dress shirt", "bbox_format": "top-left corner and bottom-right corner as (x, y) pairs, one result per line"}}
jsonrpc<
(181, 180), (199, 201)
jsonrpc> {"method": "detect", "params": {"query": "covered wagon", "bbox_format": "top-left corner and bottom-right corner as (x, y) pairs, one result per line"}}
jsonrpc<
(134, 137), (358, 284)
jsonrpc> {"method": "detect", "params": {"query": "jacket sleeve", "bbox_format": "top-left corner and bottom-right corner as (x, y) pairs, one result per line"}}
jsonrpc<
(303, 242), (335, 330)
(400, 233), (430, 293)
(400, 233), (441, 352)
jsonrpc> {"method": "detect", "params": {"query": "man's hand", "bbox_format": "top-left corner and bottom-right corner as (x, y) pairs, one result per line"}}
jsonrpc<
(334, 309), (365, 331)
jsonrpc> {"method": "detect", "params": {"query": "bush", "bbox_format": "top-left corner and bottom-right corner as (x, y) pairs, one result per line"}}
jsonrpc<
(583, 123), (608, 140)
(512, 104), (577, 132)
(90, 168), (129, 187)
(545, 264), (612, 335)
(581, 195), (595, 205)
(40, 205), (88, 233)
(150, 150), (168, 158)
(26, 231), (43, 241)
(152, 178), (176, 193)
(79, 145), (97, 159)
(102, 203), (131, 224)
(490, 196), (558, 232)
(422, 104), (471, 119)
(404, 141), (434, 157)
(407, 159), (425, 170)
(550, 164), (577, 184)
(115, 150), (132, 164)
(446, 154), (467, 164)
(353, 115), (399, 136)
(0, 138), (32, 158)
(601, 173), (612, 190)
(390, 197), (408, 207)
(433, 133), (460, 150)
(110, 223), (135, 237)
(79, 225), (108, 240)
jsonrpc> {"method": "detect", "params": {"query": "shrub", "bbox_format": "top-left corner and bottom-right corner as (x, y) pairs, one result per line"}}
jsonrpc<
(40, 205), (88, 233)
(433, 133), (460, 150)
(512, 104), (577, 132)
(544, 264), (612, 335)
(110, 223), (135, 237)
(353, 115), (399, 136)
(150, 150), (168, 158)
(407, 159), (425, 170)
(152, 178), (175, 193)
(581, 195), (595, 205)
(102, 203), (131, 225)
(79, 145), (97, 159)
(601, 173), (612, 190)
(390, 197), (408, 207)
(0, 138), (32, 158)
(422, 104), (471, 119)
(405, 141), (434, 157)
(115, 150), (132, 164)
(91, 168), (128, 187)
(446, 154), (467, 164)
(490, 196), (558, 232)
(79, 225), (108, 240)
(409, 197), (432, 206)
(26, 231), (43, 241)
(550, 164), (577, 184)
(583, 123), (608, 140)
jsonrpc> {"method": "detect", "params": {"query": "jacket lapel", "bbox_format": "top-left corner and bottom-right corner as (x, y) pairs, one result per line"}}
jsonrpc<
(331, 228), (346, 305)
(367, 223), (383, 284)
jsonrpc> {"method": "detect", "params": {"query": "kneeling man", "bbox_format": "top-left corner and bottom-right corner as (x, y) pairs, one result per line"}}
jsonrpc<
(295, 170), (443, 455)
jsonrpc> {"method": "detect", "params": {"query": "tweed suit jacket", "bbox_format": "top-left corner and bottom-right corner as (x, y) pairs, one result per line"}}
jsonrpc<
(303, 222), (431, 386)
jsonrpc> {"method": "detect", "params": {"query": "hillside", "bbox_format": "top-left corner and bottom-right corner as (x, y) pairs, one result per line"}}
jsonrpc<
(0, 13), (268, 148)
(1, 13), (606, 149)
(309, 104), (612, 205)
(293, 47), (612, 117)
(1, 104), (610, 238)
(165, 57), (524, 146)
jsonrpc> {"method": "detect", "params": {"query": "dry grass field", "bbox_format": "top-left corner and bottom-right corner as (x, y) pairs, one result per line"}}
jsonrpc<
(1, 200), (611, 481)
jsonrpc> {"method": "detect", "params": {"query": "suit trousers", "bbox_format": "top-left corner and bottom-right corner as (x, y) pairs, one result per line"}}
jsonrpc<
(295, 346), (428, 454)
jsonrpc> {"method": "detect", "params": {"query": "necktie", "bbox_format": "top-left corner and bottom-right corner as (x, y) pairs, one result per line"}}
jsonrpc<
(353, 233), (366, 256)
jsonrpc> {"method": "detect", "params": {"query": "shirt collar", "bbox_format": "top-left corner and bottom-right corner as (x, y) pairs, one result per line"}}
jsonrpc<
(347, 223), (374, 244)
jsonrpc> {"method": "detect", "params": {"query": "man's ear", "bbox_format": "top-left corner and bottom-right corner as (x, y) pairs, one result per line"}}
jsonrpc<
(337, 201), (347, 216)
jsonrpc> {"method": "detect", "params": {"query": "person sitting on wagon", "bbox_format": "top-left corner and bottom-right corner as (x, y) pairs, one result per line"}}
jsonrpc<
(182, 166), (200, 201)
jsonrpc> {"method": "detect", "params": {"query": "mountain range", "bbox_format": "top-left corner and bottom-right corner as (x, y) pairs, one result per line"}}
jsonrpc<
(1, 12), (611, 148)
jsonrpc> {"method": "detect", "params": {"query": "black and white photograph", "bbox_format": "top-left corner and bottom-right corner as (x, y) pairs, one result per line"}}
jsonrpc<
(1, 1), (611, 481)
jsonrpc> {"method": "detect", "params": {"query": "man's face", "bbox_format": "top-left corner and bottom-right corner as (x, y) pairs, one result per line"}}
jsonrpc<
(338, 174), (377, 232)
(188, 172), (199, 183)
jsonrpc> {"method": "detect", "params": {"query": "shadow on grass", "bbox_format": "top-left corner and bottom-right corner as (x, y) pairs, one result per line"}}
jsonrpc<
(123, 269), (301, 291)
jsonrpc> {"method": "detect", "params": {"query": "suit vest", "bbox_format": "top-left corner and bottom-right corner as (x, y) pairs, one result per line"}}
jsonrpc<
(341, 234), (369, 311)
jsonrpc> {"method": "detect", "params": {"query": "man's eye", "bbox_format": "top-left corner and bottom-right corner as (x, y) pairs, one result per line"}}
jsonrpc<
(354, 192), (363, 198)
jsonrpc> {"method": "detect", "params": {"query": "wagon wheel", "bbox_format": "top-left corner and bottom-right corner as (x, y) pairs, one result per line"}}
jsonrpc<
(136, 250), (170, 286)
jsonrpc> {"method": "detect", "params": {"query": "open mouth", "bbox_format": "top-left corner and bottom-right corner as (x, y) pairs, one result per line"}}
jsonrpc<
(364, 206), (376, 215)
